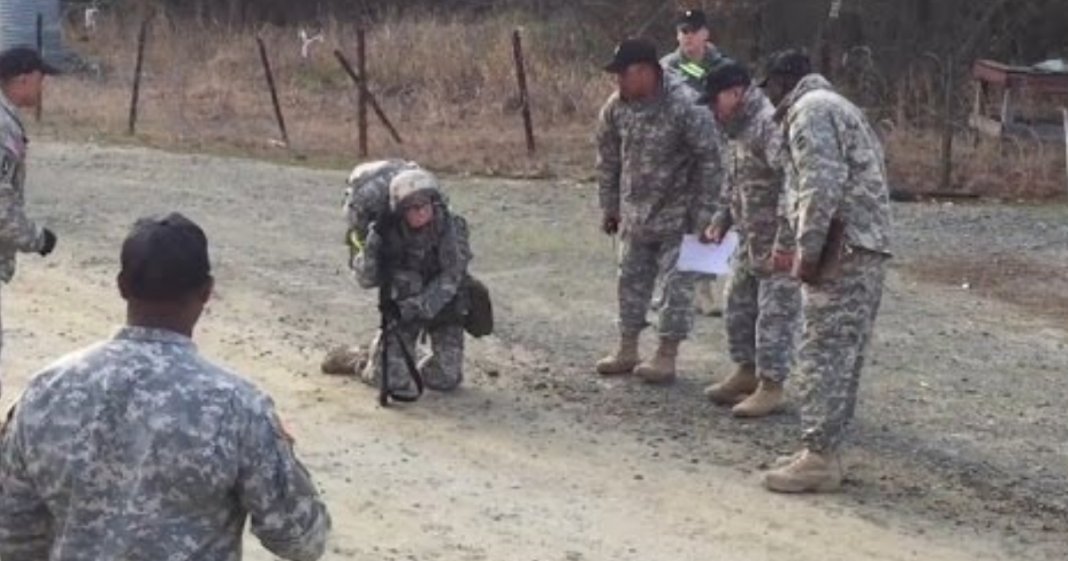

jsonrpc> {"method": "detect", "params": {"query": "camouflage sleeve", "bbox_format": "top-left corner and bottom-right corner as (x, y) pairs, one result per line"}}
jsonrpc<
(398, 214), (471, 321)
(787, 106), (848, 262)
(756, 114), (795, 252)
(0, 406), (54, 561)
(351, 228), (382, 289)
(684, 106), (726, 232)
(237, 395), (331, 561)
(595, 97), (622, 215)
(709, 176), (733, 232)
(0, 148), (43, 253)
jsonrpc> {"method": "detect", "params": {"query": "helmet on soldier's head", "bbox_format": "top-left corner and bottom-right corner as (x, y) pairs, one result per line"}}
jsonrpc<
(389, 169), (442, 212)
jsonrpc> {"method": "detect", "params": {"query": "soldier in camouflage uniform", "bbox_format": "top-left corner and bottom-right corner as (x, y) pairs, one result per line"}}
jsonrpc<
(0, 213), (331, 560)
(353, 169), (472, 395)
(758, 51), (892, 493)
(321, 159), (422, 375)
(659, 9), (728, 317)
(0, 48), (60, 396)
(699, 60), (801, 418)
(595, 38), (725, 385)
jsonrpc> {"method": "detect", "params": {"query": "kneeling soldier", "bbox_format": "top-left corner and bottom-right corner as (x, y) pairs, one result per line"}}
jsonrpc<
(352, 169), (474, 396)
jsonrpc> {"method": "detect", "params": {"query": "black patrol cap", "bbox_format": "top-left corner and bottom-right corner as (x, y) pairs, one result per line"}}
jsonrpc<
(698, 59), (751, 104)
(0, 46), (60, 81)
(604, 38), (660, 74)
(757, 49), (812, 87)
(120, 212), (212, 302)
(677, 9), (709, 32)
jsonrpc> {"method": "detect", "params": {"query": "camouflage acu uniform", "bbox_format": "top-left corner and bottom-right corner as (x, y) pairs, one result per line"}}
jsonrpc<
(712, 86), (801, 383)
(780, 74), (892, 453)
(0, 92), (50, 378)
(353, 171), (471, 393)
(660, 45), (727, 91)
(0, 326), (331, 561)
(597, 77), (725, 340)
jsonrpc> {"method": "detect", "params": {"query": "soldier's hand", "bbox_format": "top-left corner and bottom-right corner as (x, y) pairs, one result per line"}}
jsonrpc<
(39, 228), (57, 257)
(701, 225), (725, 244)
(791, 255), (821, 284)
(397, 298), (422, 323)
(771, 250), (795, 273)
(602, 212), (620, 236)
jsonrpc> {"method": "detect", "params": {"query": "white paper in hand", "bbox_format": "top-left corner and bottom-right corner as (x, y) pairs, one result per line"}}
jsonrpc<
(676, 231), (739, 275)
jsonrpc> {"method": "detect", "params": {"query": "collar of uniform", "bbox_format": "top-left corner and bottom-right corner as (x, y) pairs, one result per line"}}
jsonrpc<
(114, 326), (196, 348)
(0, 90), (23, 133)
(775, 73), (833, 122)
(677, 44), (719, 64)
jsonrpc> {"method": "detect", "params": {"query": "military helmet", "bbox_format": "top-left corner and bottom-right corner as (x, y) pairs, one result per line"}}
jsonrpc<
(389, 169), (442, 212)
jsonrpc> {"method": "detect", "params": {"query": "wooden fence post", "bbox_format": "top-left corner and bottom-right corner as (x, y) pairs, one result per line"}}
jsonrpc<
(334, 49), (403, 145)
(357, 28), (369, 157)
(1062, 108), (1068, 196)
(940, 54), (955, 191)
(256, 36), (290, 148)
(127, 14), (152, 136)
(35, 13), (43, 122)
(511, 28), (536, 155)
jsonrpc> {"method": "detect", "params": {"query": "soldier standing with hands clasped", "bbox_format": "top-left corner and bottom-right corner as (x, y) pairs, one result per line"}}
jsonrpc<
(758, 51), (892, 493)
(594, 38), (726, 385)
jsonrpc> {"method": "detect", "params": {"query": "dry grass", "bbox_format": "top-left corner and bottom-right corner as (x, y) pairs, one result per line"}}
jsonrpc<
(36, 12), (1068, 196)
(884, 126), (1066, 199)
(42, 13), (611, 177)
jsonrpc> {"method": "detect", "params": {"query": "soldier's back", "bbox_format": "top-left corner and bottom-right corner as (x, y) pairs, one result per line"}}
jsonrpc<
(6, 326), (277, 560)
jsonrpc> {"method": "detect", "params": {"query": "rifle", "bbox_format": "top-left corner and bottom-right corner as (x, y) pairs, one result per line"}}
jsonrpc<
(374, 218), (424, 406)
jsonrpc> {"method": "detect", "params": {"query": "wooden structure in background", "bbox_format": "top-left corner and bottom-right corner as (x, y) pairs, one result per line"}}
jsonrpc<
(970, 59), (1068, 144)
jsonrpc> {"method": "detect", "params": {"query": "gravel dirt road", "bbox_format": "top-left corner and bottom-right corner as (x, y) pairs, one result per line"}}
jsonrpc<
(3, 142), (1065, 560)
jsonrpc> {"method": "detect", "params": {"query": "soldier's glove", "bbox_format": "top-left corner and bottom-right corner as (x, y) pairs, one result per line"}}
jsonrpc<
(39, 228), (57, 257)
(396, 298), (423, 323)
(601, 212), (620, 236)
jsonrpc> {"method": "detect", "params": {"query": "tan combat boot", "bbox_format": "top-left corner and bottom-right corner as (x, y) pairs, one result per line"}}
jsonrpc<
(704, 363), (758, 404)
(634, 338), (680, 384)
(320, 345), (367, 375)
(731, 379), (785, 418)
(763, 449), (843, 493)
(595, 334), (641, 376)
(770, 449), (804, 469)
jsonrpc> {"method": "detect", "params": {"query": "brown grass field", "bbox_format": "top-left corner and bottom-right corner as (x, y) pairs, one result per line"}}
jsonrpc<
(36, 12), (1068, 197)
